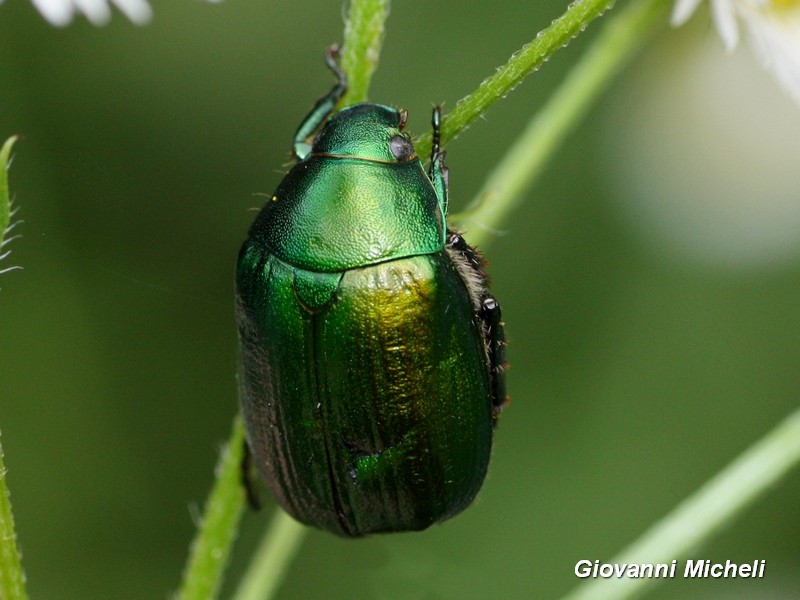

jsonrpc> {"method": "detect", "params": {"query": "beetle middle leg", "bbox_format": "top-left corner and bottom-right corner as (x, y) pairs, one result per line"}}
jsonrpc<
(445, 231), (508, 420)
(428, 106), (449, 219)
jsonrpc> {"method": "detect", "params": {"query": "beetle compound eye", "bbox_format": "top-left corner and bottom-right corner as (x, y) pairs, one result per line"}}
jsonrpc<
(389, 135), (414, 161)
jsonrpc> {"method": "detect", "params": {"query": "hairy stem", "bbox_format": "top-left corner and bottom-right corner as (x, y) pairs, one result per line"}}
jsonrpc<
(0, 432), (28, 600)
(455, 0), (669, 246)
(416, 0), (617, 160)
(340, 0), (391, 105)
(176, 417), (246, 600)
(1, 136), (20, 276)
(0, 137), (16, 239)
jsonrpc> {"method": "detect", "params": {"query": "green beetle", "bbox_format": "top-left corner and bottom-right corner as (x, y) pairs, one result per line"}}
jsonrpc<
(236, 46), (507, 537)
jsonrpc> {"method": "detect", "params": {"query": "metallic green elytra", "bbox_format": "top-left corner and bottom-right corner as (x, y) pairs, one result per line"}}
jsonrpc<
(236, 46), (507, 537)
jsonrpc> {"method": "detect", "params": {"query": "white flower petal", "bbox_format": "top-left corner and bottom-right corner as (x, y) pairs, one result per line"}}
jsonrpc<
(604, 42), (800, 270)
(72, 0), (112, 25)
(673, 0), (800, 106)
(710, 0), (741, 50)
(671, 0), (704, 26)
(740, 3), (800, 102)
(19, 0), (217, 26)
(30, 0), (75, 26)
(25, 0), (157, 26)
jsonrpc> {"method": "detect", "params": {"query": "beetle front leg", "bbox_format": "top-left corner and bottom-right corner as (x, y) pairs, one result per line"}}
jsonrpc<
(428, 106), (449, 224)
(292, 45), (348, 161)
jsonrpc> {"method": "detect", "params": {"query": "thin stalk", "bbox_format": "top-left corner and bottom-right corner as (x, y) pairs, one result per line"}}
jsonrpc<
(176, 417), (246, 600)
(0, 137), (16, 239)
(1, 136), (21, 284)
(1, 136), (19, 266)
(340, 0), (391, 106)
(455, 0), (670, 246)
(416, 0), (617, 161)
(0, 431), (29, 600)
(561, 406), (800, 600)
(231, 510), (309, 600)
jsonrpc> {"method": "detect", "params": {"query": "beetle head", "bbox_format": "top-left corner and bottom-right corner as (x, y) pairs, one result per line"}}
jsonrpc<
(312, 104), (417, 163)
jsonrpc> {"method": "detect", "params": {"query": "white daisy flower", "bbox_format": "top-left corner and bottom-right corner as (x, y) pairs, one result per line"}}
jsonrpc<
(0, 0), (152, 25)
(1, 0), (223, 27)
(672, 0), (800, 103)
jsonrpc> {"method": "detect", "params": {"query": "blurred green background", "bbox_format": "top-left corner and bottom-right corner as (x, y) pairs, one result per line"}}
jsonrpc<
(1, 1), (799, 598)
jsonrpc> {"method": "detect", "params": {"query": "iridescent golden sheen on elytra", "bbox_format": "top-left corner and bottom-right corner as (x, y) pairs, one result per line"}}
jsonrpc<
(237, 251), (493, 536)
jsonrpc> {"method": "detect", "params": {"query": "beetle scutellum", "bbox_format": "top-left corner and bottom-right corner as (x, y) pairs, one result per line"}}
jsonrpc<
(236, 46), (507, 537)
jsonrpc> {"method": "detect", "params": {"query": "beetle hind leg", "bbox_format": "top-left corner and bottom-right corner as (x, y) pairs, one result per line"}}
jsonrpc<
(241, 439), (263, 510)
(480, 295), (508, 420)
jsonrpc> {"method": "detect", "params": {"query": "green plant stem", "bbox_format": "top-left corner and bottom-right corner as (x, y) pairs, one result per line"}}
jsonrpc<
(340, 0), (391, 106)
(232, 510), (309, 600)
(561, 406), (800, 600)
(0, 431), (28, 600)
(454, 0), (669, 245)
(1, 136), (18, 249)
(416, 0), (617, 161)
(176, 417), (246, 600)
